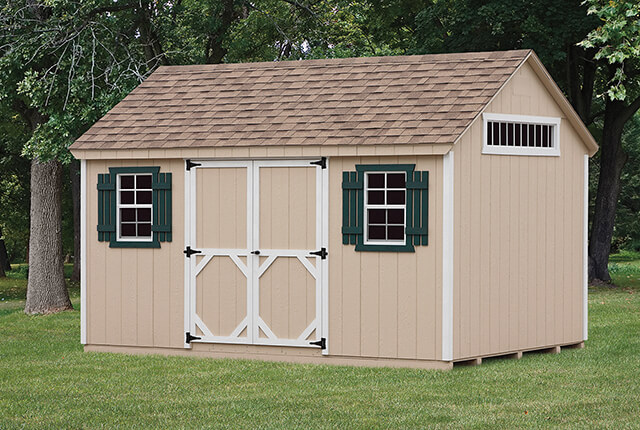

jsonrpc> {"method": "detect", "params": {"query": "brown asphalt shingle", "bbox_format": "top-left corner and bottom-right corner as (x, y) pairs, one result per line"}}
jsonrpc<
(71, 50), (530, 150)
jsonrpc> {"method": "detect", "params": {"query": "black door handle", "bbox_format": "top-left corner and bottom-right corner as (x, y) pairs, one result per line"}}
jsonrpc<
(251, 250), (260, 255)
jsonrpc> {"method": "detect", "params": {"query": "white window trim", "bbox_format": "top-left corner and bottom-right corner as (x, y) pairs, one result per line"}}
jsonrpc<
(363, 171), (407, 246)
(482, 113), (561, 157)
(116, 173), (154, 242)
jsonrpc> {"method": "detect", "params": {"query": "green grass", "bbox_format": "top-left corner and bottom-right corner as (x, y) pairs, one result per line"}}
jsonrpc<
(1, 262), (639, 428)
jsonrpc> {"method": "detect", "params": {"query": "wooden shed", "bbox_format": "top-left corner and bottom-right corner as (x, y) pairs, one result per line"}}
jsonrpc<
(70, 50), (598, 370)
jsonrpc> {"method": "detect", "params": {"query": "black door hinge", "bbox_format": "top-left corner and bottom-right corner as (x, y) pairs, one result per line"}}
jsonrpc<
(309, 247), (328, 259)
(310, 157), (326, 169)
(186, 332), (201, 343)
(186, 159), (202, 171)
(309, 337), (326, 349)
(184, 246), (202, 257)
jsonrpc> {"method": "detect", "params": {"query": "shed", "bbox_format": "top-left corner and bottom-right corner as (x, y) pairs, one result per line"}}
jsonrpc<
(70, 50), (598, 370)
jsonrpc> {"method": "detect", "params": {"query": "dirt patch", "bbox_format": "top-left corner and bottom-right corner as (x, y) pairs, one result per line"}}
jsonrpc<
(589, 279), (618, 288)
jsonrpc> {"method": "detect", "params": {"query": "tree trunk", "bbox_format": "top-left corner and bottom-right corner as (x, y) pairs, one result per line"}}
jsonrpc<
(588, 100), (628, 282)
(0, 226), (10, 275)
(0, 229), (6, 277)
(24, 159), (72, 314)
(70, 159), (81, 282)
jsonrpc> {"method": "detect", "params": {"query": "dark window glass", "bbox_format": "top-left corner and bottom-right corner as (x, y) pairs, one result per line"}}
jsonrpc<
(368, 191), (384, 205)
(137, 223), (152, 237)
(528, 124), (535, 147)
(507, 123), (514, 146)
(514, 123), (522, 146)
(535, 125), (542, 147)
(387, 173), (405, 188)
(499, 122), (508, 145)
(137, 191), (152, 204)
(387, 190), (405, 205)
(121, 191), (134, 204)
(121, 208), (136, 222)
(368, 209), (386, 224)
(368, 225), (386, 240)
(492, 122), (500, 145)
(120, 175), (135, 189)
(542, 125), (549, 147)
(136, 175), (152, 189)
(387, 226), (404, 240)
(138, 208), (151, 222)
(368, 173), (385, 188)
(121, 223), (136, 236)
(388, 209), (404, 224)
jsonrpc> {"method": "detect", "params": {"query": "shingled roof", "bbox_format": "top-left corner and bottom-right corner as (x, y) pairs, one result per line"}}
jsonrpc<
(71, 50), (531, 150)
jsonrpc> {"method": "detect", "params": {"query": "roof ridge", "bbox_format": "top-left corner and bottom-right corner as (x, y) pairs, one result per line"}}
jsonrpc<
(154, 50), (530, 74)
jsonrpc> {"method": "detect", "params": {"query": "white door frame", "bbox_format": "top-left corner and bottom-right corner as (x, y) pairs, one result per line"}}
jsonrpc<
(184, 159), (329, 354)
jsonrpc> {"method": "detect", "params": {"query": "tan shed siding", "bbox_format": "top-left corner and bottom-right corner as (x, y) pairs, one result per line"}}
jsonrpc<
(85, 159), (184, 348)
(452, 62), (587, 360)
(328, 156), (443, 361)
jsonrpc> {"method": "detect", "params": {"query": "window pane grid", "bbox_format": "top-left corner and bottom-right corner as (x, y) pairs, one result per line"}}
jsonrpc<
(487, 120), (555, 149)
(118, 174), (153, 241)
(365, 172), (406, 244)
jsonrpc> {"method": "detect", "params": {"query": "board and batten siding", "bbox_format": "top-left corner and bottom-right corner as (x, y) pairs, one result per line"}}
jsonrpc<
(328, 156), (443, 361)
(85, 159), (185, 349)
(451, 62), (587, 360)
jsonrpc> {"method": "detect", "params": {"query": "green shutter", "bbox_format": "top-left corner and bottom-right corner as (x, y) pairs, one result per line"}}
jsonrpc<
(97, 166), (170, 248)
(97, 173), (116, 242)
(342, 165), (428, 252)
(152, 172), (172, 242)
(406, 171), (429, 246)
(341, 171), (363, 245)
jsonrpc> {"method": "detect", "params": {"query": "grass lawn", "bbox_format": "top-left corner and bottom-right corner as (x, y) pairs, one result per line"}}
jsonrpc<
(1, 261), (639, 428)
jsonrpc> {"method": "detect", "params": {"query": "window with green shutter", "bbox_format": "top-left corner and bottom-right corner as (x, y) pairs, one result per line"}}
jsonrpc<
(342, 164), (428, 252)
(97, 166), (172, 248)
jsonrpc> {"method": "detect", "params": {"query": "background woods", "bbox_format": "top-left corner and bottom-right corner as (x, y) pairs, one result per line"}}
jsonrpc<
(0, 0), (638, 312)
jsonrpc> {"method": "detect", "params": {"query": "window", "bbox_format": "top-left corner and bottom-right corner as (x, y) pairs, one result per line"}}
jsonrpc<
(364, 172), (406, 245)
(117, 174), (153, 241)
(483, 113), (560, 156)
(97, 166), (172, 248)
(342, 164), (428, 252)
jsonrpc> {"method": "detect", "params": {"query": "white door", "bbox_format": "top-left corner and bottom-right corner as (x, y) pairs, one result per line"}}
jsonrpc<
(184, 159), (328, 352)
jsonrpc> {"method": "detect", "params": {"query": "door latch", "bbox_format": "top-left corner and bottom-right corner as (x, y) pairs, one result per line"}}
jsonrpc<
(251, 250), (261, 255)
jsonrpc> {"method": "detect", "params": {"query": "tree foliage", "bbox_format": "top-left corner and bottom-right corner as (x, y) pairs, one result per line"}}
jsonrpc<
(580, 0), (640, 101)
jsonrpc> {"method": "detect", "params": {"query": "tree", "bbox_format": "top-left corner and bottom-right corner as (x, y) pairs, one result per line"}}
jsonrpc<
(600, 113), (640, 251)
(579, 0), (640, 281)
(0, 104), (31, 273)
(1, 1), (150, 313)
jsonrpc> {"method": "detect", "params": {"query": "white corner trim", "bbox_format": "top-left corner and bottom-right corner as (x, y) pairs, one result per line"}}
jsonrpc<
(583, 154), (589, 341)
(442, 151), (454, 361)
(482, 113), (561, 157)
(80, 159), (87, 345)
(183, 162), (192, 349)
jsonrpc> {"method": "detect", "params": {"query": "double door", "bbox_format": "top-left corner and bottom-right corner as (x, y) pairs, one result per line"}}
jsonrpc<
(185, 160), (328, 351)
